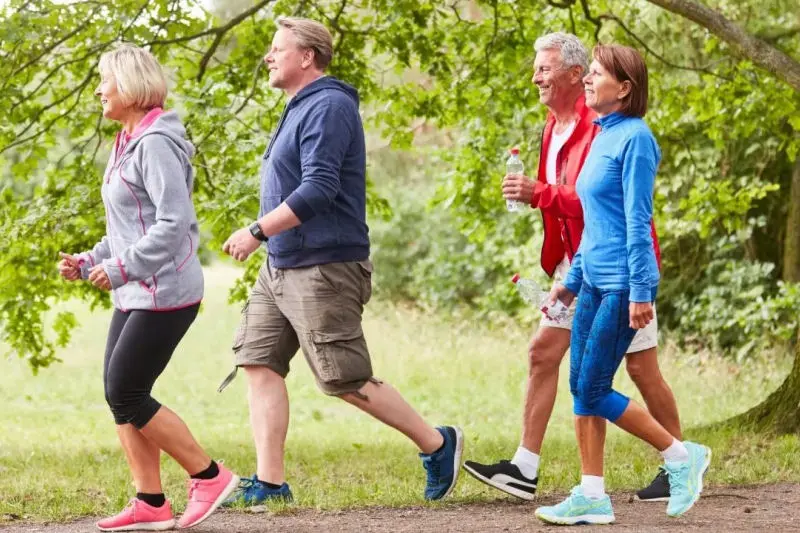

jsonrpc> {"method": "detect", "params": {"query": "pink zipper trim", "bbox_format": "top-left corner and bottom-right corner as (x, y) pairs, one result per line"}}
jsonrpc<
(175, 234), (193, 272)
(152, 299), (202, 312)
(116, 257), (129, 284)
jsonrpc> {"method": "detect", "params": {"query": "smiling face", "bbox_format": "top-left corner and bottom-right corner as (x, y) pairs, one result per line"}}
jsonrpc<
(263, 27), (313, 92)
(532, 49), (581, 109)
(583, 59), (631, 117)
(94, 70), (127, 122)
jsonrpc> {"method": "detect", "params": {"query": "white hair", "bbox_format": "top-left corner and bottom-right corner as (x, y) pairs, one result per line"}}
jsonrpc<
(534, 32), (589, 75)
(99, 45), (167, 109)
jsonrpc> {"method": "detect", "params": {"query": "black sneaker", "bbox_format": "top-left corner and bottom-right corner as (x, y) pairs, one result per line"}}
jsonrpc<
(463, 459), (537, 501)
(635, 467), (670, 502)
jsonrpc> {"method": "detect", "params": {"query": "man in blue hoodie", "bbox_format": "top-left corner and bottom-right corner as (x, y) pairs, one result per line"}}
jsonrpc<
(221, 17), (463, 505)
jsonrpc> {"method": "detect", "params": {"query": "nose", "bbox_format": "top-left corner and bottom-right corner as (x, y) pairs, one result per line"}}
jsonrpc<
(94, 83), (102, 97)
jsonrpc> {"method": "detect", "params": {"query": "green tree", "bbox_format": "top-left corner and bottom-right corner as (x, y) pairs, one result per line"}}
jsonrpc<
(1, 0), (799, 433)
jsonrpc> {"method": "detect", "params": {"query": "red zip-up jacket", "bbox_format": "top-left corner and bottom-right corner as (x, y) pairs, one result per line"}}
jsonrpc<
(530, 95), (661, 277)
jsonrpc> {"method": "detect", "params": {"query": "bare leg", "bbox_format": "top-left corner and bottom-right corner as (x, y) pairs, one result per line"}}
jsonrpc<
(521, 327), (572, 453)
(116, 424), (162, 494)
(614, 400), (674, 451)
(242, 365), (289, 484)
(340, 380), (443, 454)
(625, 348), (682, 440)
(575, 415), (606, 476)
(139, 406), (211, 476)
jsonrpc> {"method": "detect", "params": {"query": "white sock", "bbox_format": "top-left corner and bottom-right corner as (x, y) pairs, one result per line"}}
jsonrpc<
(511, 446), (540, 480)
(581, 475), (605, 500)
(661, 438), (690, 463)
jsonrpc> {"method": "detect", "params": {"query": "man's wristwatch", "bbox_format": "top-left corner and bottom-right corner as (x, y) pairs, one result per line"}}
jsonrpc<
(248, 221), (268, 242)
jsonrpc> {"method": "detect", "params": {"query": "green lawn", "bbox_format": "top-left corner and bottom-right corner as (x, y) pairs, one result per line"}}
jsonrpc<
(2, 263), (798, 521)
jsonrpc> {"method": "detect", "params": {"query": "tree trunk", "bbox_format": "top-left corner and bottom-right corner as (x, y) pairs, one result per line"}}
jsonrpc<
(783, 155), (800, 282)
(726, 333), (800, 434)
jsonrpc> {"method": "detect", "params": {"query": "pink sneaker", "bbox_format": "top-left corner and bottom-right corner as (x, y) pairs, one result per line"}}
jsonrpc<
(96, 498), (175, 531)
(177, 465), (239, 529)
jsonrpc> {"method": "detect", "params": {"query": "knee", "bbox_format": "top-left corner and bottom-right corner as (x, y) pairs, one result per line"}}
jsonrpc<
(105, 381), (151, 426)
(243, 365), (283, 389)
(625, 352), (662, 388)
(528, 334), (564, 375)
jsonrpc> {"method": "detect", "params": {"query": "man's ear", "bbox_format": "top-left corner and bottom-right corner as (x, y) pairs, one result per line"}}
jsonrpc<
(569, 64), (584, 85)
(302, 49), (316, 69)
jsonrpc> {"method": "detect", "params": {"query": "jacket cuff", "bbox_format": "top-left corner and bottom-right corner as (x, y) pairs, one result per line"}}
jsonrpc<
(531, 181), (545, 207)
(76, 253), (93, 280)
(285, 191), (315, 223)
(563, 277), (582, 295)
(630, 285), (654, 303)
(103, 258), (129, 289)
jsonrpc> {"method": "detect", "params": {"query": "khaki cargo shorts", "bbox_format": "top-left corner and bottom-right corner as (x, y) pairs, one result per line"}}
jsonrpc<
(226, 259), (376, 396)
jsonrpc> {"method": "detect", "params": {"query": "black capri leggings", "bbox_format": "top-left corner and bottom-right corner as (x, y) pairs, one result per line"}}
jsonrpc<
(103, 304), (199, 428)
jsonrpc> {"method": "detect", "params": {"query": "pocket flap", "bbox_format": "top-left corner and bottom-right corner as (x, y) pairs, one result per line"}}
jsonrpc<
(311, 325), (363, 344)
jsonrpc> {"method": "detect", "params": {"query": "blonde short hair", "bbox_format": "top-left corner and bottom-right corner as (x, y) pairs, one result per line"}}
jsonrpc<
(276, 16), (333, 70)
(99, 45), (167, 110)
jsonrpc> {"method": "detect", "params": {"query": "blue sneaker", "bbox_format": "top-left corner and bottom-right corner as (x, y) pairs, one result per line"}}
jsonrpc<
(535, 486), (615, 525)
(420, 426), (464, 500)
(664, 442), (711, 517)
(222, 475), (293, 507)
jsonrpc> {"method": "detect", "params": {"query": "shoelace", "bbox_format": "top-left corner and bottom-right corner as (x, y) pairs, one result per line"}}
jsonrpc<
(666, 463), (688, 494)
(425, 458), (441, 482)
(187, 478), (202, 501)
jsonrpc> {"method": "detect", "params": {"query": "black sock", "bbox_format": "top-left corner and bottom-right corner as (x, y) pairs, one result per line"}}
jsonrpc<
(191, 460), (219, 480)
(257, 478), (283, 490)
(136, 492), (166, 508)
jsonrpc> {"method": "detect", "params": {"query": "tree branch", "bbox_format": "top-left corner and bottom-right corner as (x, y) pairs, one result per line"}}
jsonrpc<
(597, 12), (727, 78)
(644, 0), (800, 91)
(147, 0), (276, 48)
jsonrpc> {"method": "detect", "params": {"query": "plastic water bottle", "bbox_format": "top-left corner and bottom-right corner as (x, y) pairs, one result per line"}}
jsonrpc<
(505, 148), (526, 212)
(512, 273), (569, 321)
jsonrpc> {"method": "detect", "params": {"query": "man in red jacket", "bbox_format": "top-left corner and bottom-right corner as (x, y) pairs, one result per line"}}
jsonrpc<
(463, 32), (681, 503)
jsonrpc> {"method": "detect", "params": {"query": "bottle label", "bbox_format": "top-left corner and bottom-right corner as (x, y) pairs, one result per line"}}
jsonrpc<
(540, 299), (569, 321)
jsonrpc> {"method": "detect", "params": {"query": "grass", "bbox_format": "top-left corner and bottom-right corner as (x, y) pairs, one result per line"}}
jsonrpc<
(1, 263), (799, 521)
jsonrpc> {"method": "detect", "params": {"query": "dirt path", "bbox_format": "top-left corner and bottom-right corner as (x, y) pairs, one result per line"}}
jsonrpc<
(2, 483), (798, 532)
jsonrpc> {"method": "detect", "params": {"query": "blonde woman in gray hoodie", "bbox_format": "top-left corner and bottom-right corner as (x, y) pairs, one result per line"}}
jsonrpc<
(58, 45), (238, 531)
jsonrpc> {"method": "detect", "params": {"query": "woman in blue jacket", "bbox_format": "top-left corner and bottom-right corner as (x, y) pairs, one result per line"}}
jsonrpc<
(535, 45), (711, 525)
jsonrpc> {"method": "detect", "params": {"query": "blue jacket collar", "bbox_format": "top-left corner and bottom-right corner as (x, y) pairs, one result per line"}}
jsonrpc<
(593, 111), (627, 129)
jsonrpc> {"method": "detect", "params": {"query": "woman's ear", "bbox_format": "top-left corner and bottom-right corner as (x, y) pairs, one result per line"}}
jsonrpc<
(618, 80), (632, 100)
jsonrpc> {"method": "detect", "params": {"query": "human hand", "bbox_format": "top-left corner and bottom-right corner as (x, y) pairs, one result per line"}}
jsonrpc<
(223, 227), (261, 262)
(548, 283), (576, 308)
(58, 252), (81, 281)
(88, 264), (112, 291)
(629, 301), (654, 330)
(501, 173), (535, 204)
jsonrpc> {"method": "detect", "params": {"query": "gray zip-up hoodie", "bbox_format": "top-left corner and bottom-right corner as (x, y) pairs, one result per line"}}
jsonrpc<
(77, 108), (204, 311)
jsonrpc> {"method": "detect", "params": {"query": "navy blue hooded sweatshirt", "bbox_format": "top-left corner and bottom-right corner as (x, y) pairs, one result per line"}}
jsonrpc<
(259, 76), (369, 268)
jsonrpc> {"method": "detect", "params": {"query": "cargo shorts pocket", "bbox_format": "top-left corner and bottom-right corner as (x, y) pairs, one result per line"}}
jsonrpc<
(232, 300), (250, 351)
(356, 260), (373, 305)
(309, 325), (372, 389)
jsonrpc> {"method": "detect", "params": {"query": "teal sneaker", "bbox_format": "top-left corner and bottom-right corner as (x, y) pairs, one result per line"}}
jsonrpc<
(534, 486), (615, 525)
(664, 442), (711, 517)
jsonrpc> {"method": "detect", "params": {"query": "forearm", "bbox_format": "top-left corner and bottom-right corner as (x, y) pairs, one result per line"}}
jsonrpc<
(256, 203), (302, 237)
(532, 182), (584, 219)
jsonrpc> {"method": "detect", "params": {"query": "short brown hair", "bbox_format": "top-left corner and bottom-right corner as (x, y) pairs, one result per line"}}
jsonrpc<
(592, 45), (648, 117)
(276, 16), (334, 70)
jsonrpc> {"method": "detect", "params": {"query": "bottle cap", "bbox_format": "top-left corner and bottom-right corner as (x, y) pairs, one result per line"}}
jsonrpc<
(510, 147), (520, 155)
(511, 273), (521, 284)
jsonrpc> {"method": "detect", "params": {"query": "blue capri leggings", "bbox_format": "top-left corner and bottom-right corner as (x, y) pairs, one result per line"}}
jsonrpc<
(569, 282), (658, 421)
